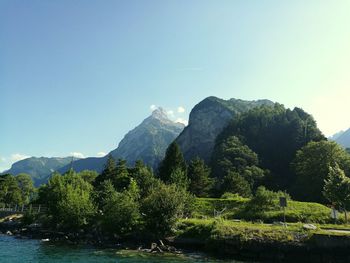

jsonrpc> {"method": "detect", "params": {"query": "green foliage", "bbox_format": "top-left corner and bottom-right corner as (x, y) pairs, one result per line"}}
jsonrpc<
(158, 142), (187, 184)
(94, 155), (116, 187)
(323, 164), (350, 212)
(100, 183), (140, 235)
(212, 136), (260, 177)
(77, 170), (98, 184)
(113, 159), (131, 191)
(126, 178), (140, 200)
(177, 219), (311, 244)
(216, 105), (325, 191)
(220, 171), (252, 197)
(131, 160), (160, 198)
(0, 174), (27, 204)
(193, 197), (248, 218)
(141, 183), (193, 236)
(16, 173), (35, 204)
(187, 157), (213, 197)
(169, 167), (189, 190)
(221, 192), (244, 199)
(293, 141), (350, 203)
(211, 135), (268, 197)
(21, 210), (37, 225)
(193, 195), (330, 224)
(94, 179), (116, 208)
(38, 171), (96, 230)
(247, 186), (287, 211)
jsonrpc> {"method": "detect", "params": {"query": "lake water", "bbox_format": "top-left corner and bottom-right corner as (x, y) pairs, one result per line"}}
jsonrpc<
(0, 235), (247, 263)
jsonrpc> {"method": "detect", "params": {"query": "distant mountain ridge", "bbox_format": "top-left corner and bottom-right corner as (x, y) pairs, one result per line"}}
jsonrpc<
(58, 108), (185, 174)
(175, 96), (274, 162)
(3, 157), (73, 186)
(5, 97), (277, 185)
(333, 128), (350, 148)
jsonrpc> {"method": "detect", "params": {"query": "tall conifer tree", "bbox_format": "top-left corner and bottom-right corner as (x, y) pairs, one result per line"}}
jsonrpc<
(158, 142), (187, 184)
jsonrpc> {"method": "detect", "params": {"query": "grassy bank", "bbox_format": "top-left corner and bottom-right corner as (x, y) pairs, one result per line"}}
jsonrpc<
(176, 218), (311, 243)
(176, 218), (350, 244)
(193, 197), (336, 224)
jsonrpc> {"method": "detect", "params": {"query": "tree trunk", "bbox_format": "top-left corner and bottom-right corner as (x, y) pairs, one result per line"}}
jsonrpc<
(345, 210), (348, 224)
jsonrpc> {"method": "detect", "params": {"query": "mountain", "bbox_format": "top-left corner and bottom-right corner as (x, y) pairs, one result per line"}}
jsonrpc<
(333, 128), (350, 148)
(329, 130), (345, 141)
(3, 157), (73, 186)
(59, 108), (185, 174)
(109, 107), (184, 168)
(175, 96), (274, 162)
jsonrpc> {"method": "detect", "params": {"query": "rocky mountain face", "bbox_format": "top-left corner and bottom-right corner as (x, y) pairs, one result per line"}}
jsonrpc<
(110, 107), (184, 168)
(3, 157), (73, 186)
(59, 108), (185, 174)
(333, 128), (350, 148)
(175, 96), (274, 162)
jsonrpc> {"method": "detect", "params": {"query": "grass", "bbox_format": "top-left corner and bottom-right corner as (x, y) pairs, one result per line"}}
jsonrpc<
(184, 196), (350, 243)
(193, 197), (334, 224)
(176, 218), (313, 243)
(176, 218), (350, 245)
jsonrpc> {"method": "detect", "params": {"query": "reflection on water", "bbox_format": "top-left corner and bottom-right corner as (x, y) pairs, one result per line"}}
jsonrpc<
(0, 235), (247, 263)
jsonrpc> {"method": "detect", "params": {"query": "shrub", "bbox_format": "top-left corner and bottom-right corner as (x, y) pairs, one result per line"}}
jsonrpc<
(141, 183), (193, 236)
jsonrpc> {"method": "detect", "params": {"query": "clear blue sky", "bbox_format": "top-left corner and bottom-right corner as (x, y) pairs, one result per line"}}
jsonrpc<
(1, 0), (350, 171)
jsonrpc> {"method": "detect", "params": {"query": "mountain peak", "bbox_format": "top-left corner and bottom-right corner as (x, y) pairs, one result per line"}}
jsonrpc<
(176, 96), (275, 162)
(333, 128), (350, 148)
(151, 107), (168, 120)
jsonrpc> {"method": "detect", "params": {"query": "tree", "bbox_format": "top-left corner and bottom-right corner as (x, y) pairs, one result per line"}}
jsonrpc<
(220, 171), (252, 197)
(16, 173), (35, 204)
(113, 159), (131, 191)
(141, 183), (192, 236)
(78, 170), (98, 184)
(169, 167), (189, 189)
(39, 171), (96, 230)
(0, 174), (22, 204)
(247, 186), (289, 211)
(293, 141), (350, 203)
(216, 105), (325, 190)
(94, 155), (117, 187)
(211, 136), (265, 192)
(94, 179), (116, 209)
(100, 183), (140, 236)
(158, 142), (187, 183)
(323, 164), (350, 222)
(131, 160), (159, 198)
(187, 157), (213, 197)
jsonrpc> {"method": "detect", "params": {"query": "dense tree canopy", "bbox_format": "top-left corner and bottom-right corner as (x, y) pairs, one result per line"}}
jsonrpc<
(141, 183), (192, 236)
(113, 159), (131, 191)
(0, 173), (35, 205)
(293, 141), (350, 203)
(130, 160), (159, 198)
(216, 104), (325, 191)
(323, 164), (350, 220)
(100, 180), (140, 235)
(220, 171), (252, 197)
(211, 136), (265, 194)
(38, 171), (96, 230)
(94, 155), (116, 187)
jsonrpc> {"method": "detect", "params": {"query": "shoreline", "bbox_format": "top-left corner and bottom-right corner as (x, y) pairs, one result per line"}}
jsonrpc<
(3, 220), (350, 263)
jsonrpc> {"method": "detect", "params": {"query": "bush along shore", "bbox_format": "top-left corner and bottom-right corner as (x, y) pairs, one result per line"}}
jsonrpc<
(0, 214), (180, 254)
(3, 206), (350, 263)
